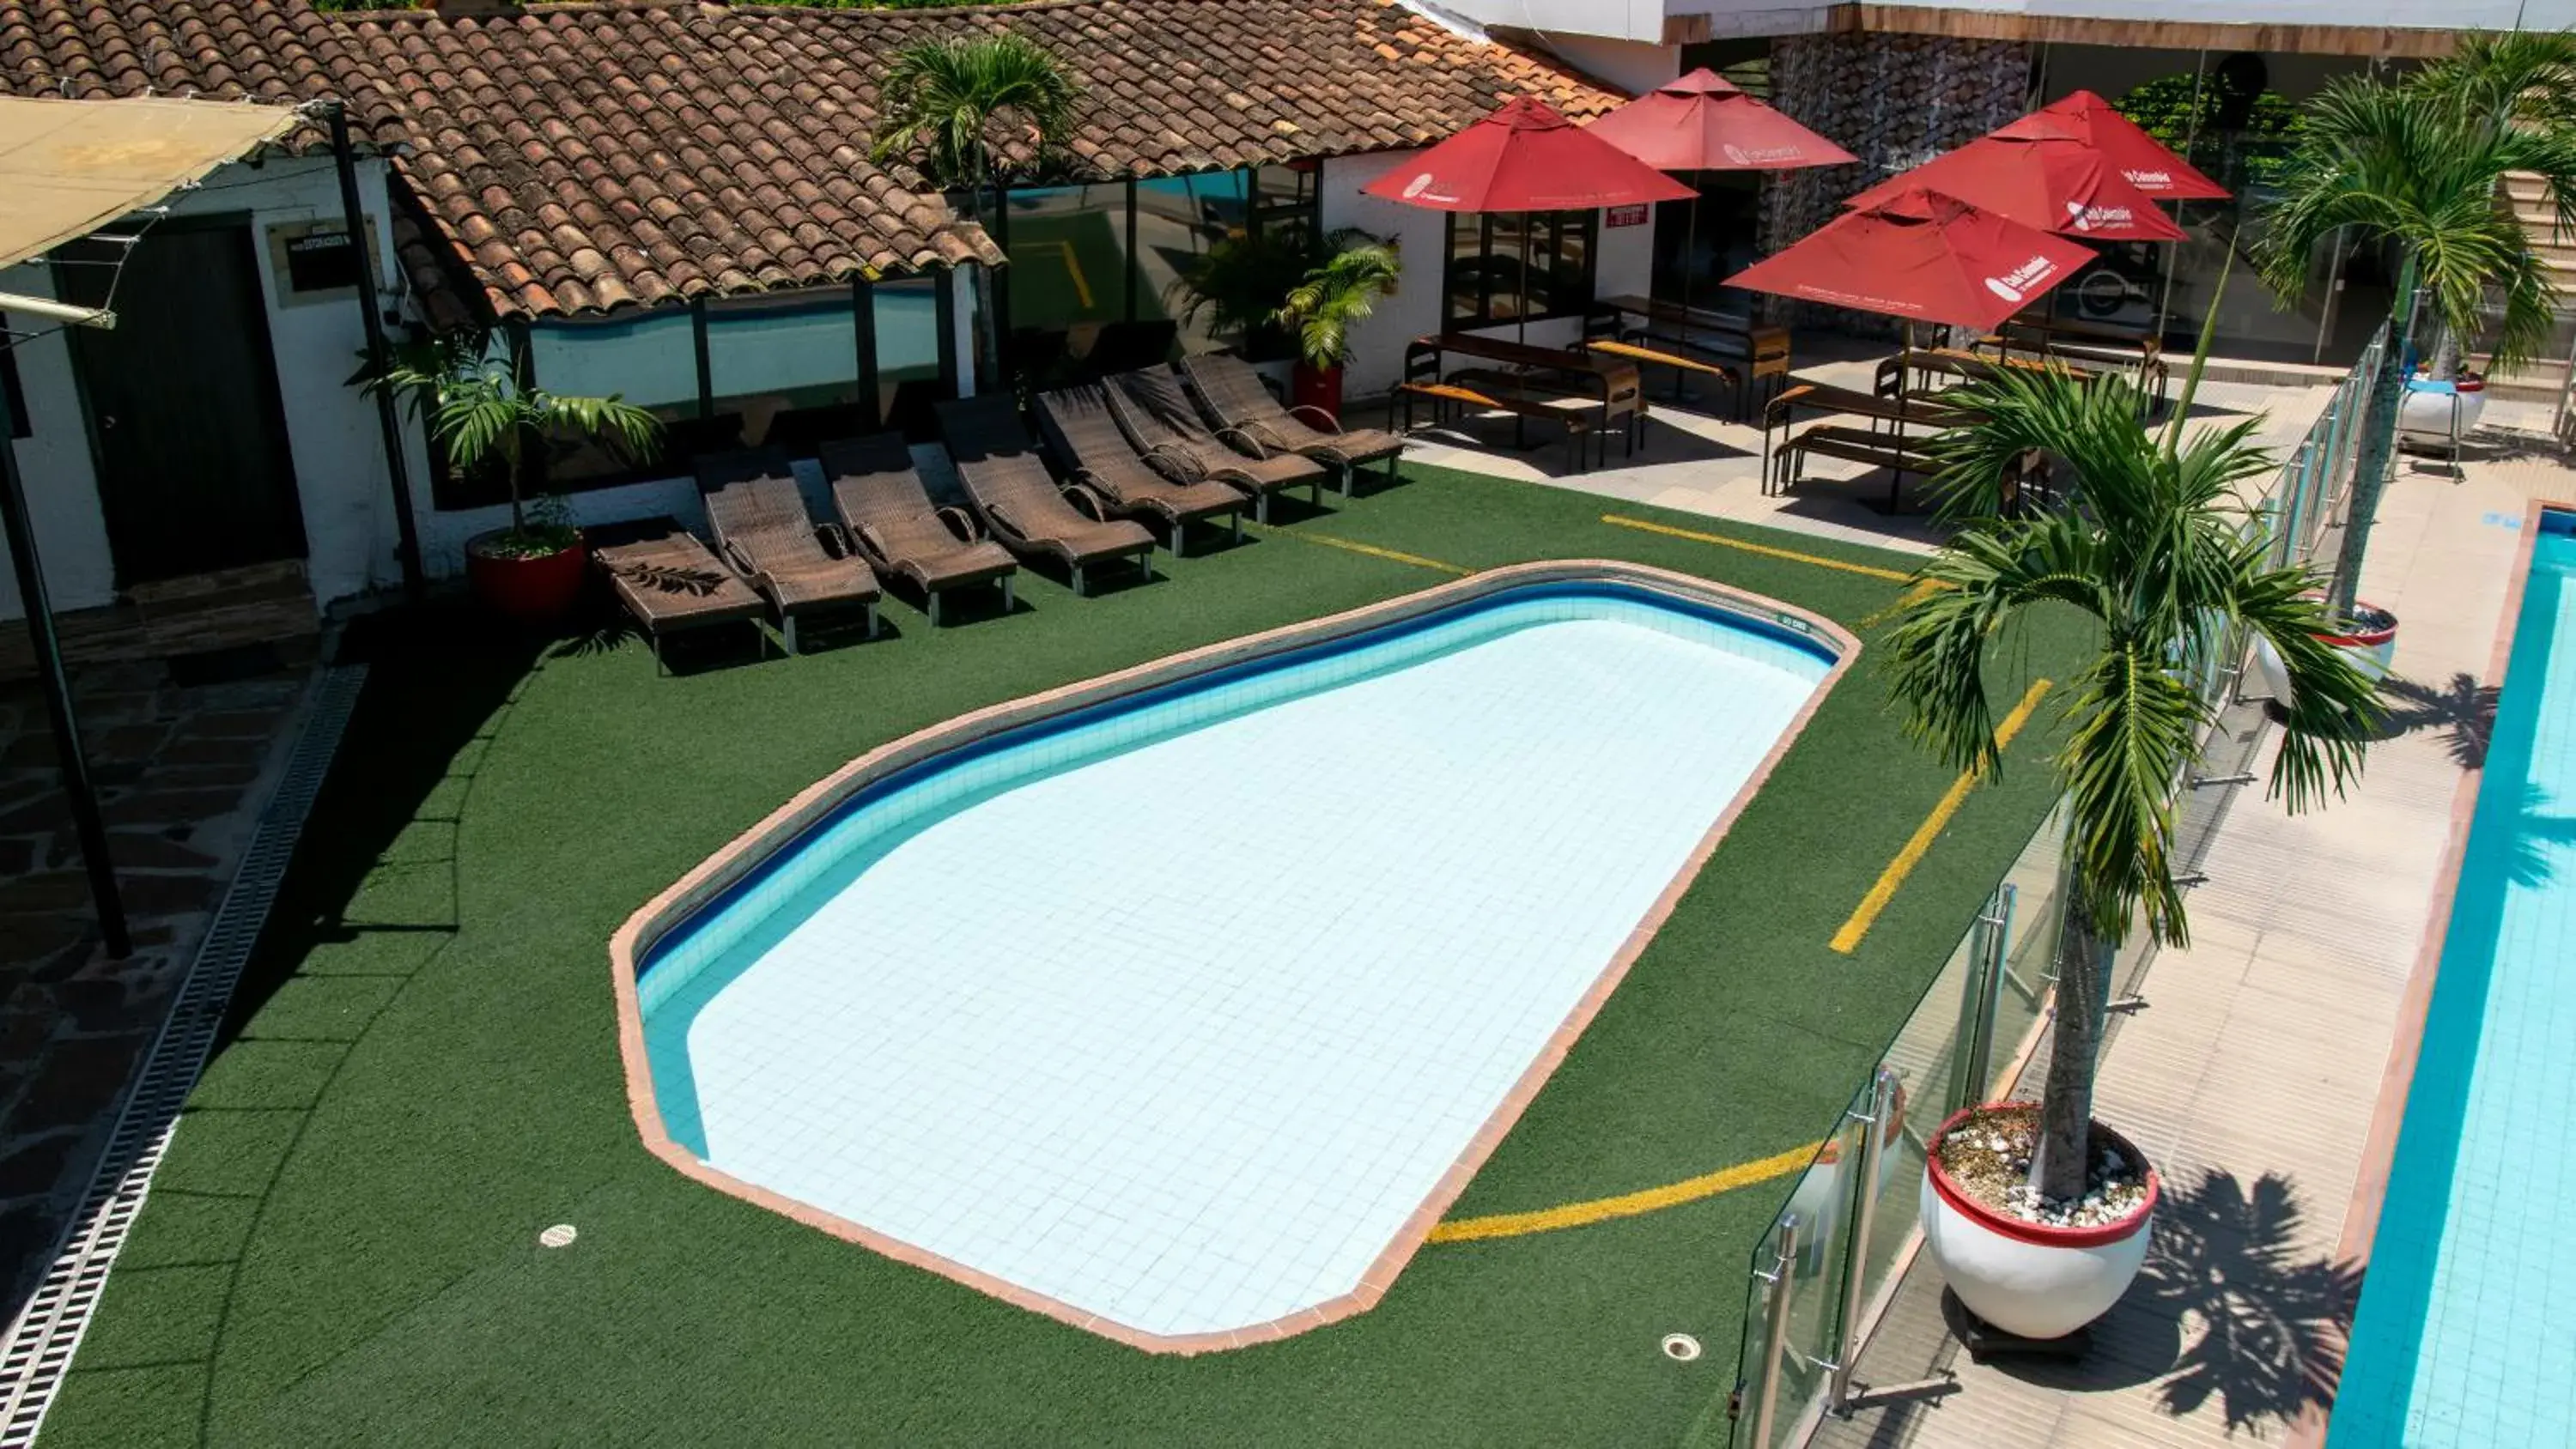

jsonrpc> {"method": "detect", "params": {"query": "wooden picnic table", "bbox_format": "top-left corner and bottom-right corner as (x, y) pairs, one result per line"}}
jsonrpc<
(1399, 332), (1644, 471)
(1972, 313), (2171, 409)
(1599, 294), (1794, 416)
(1763, 381), (1969, 506)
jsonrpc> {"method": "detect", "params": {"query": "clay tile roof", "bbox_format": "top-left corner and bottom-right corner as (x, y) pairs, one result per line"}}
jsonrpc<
(3, 0), (1625, 323)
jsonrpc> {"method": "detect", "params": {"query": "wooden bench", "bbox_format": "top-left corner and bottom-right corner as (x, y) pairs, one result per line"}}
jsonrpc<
(1581, 337), (1741, 407)
(1779, 422), (1950, 512)
(1393, 379), (1600, 473)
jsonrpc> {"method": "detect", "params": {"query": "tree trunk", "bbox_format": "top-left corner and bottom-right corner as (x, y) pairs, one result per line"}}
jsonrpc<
(2327, 251), (2421, 624)
(503, 431), (526, 538)
(2030, 864), (2117, 1203)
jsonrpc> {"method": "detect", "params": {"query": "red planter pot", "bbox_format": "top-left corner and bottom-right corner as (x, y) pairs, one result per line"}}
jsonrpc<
(1291, 361), (1345, 421)
(465, 530), (590, 623)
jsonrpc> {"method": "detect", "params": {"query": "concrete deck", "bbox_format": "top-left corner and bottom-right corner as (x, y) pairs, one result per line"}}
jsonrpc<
(1394, 343), (2333, 559)
(1807, 405), (2573, 1448)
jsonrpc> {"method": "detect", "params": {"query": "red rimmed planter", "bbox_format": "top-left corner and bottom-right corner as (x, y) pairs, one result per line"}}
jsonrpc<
(1291, 361), (1346, 421)
(465, 529), (589, 623)
(2251, 599), (2399, 703)
(1919, 1103), (2160, 1340)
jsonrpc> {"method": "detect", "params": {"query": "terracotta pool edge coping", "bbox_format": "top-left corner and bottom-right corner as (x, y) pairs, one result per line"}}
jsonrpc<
(2286, 497), (2564, 1448)
(605, 558), (1862, 1355)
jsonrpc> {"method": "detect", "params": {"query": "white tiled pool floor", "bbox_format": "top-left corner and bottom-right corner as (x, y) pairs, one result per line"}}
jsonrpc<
(642, 599), (1828, 1340)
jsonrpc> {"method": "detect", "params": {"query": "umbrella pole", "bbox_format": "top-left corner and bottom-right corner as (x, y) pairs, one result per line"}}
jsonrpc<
(1680, 181), (1700, 403)
(1517, 212), (1531, 349)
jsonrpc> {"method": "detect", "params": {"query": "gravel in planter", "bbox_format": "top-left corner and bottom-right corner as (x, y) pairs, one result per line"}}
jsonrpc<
(1936, 1102), (2151, 1229)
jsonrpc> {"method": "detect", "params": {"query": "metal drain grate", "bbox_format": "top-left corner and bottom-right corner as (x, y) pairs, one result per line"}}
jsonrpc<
(0, 663), (366, 1448)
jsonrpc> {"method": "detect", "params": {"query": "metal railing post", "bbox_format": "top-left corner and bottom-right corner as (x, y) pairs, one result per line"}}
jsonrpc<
(1829, 1069), (1898, 1408)
(1747, 1216), (1801, 1449)
(1965, 884), (2014, 1101)
(1948, 903), (1996, 1116)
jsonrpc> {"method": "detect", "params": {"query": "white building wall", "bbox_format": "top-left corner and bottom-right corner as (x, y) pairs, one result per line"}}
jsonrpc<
(0, 264), (115, 621)
(1, 155), (411, 621)
(1321, 151), (1660, 400)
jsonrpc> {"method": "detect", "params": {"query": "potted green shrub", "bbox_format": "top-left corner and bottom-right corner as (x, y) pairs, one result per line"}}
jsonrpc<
(1890, 323), (2377, 1341)
(1275, 237), (1401, 420)
(362, 333), (661, 621)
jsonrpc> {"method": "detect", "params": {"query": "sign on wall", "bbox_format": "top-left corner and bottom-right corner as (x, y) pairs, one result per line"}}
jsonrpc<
(264, 217), (382, 307)
(1606, 203), (1650, 228)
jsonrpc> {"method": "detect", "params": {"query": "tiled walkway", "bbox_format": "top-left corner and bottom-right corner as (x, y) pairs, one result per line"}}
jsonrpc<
(0, 647), (314, 1313)
(1809, 410), (2573, 1447)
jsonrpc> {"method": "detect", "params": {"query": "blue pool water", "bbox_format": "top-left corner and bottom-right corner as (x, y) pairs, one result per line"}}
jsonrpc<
(2334, 513), (2576, 1446)
(635, 580), (1836, 1339)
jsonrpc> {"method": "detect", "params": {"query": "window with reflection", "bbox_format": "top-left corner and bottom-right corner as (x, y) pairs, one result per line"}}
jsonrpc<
(1443, 210), (1597, 327)
(702, 292), (863, 453)
(1137, 172), (1249, 355)
(524, 309), (701, 492)
(874, 278), (945, 438)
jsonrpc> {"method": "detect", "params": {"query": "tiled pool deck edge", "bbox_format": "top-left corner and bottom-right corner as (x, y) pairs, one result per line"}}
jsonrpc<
(605, 559), (1862, 1355)
(2287, 496), (2571, 1448)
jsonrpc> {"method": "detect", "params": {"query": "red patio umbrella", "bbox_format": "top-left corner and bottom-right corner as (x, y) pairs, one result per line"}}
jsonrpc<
(1723, 187), (2096, 334)
(1363, 95), (1697, 214)
(1583, 69), (1855, 331)
(1361, 96), (1692, 342)
(1992, 90), (2229, 201)
(1583, 69), (1856, 173)
(1840, 136), (2185, 243)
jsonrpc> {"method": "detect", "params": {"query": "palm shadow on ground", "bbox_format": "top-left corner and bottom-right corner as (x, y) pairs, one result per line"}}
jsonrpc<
(2375, 671), (2497, 769)
(2136, 1169), (2363, 1433)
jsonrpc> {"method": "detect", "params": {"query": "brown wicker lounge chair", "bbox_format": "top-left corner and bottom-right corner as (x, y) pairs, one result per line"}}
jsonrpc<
(1179, 353), (1406, 496)
(935, 395), (1157, 597)
(591, 519), (769, 674)
(1107, 366), (1326, 523)
(818, 433), (1018, 627)
(1033, 385), (1245, 555)
(695, 448), (881, 653)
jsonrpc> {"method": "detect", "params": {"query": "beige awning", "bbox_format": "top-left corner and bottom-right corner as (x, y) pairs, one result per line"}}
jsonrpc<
(0, 94), (306, 274)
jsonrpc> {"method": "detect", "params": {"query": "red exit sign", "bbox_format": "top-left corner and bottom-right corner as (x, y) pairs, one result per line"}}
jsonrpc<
(1606, 203), (1651, 227)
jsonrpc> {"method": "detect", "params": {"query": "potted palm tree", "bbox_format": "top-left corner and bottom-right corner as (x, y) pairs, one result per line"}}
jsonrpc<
(1274, 236), (1401, 420)
(1888, 331), (2377, 1341)
(2257, 42), (2576, 665)
(363, 333), (661, 621)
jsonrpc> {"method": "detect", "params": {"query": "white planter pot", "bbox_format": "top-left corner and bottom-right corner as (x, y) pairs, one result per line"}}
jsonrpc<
(2399, 377), (2486, 442)
(2249, 601), (2397, 702)
(1919, 1106), (2159, 1341)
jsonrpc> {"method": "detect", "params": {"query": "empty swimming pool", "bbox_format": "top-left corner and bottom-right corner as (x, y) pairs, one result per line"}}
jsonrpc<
(615, 565), (1849, 1349)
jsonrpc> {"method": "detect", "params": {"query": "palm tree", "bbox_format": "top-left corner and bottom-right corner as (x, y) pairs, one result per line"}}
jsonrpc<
(2256, 65), (2576, 621)
(872, 33), (1083, 214)
(361, 334), (660, 549)
(1274, 238), (1403, 373)
(1889, 358), (2376, 1203)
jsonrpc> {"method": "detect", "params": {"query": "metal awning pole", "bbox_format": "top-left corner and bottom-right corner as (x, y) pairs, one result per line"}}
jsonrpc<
(0, 370), (130, 958)
(324, 100), (424, 599)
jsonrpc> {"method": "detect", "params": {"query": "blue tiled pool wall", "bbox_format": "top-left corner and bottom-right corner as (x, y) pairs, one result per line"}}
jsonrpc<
(2330, 512), (2576, 1446)
(636, 581), (1836, 1014)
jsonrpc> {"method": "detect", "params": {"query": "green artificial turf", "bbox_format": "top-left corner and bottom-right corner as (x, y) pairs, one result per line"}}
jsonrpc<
(43, 464), (2088, 1447)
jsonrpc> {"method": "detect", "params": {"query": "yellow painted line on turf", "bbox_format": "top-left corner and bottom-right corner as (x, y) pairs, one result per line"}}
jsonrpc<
(1054, 240), (1094, 310)
(1858, 578), (1947, 629)
(1830, 677), (2054, 955)
(1285, 530), (1473, 576)
(1428, 1140), (1825, 1244)
(1599, 513), (1913, 583)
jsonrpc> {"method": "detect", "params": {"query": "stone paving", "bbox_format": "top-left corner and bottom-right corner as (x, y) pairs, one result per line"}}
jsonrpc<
(0, 647), (313, 1314)
(1396, 342), (2335, 559)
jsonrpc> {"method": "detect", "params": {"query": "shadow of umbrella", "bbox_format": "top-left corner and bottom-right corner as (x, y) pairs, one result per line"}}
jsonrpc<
(2135, 1169), (2362, 1434)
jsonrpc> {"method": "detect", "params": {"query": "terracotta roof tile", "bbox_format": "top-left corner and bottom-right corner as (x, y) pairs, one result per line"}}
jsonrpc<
(3, 0), (1622, 322)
